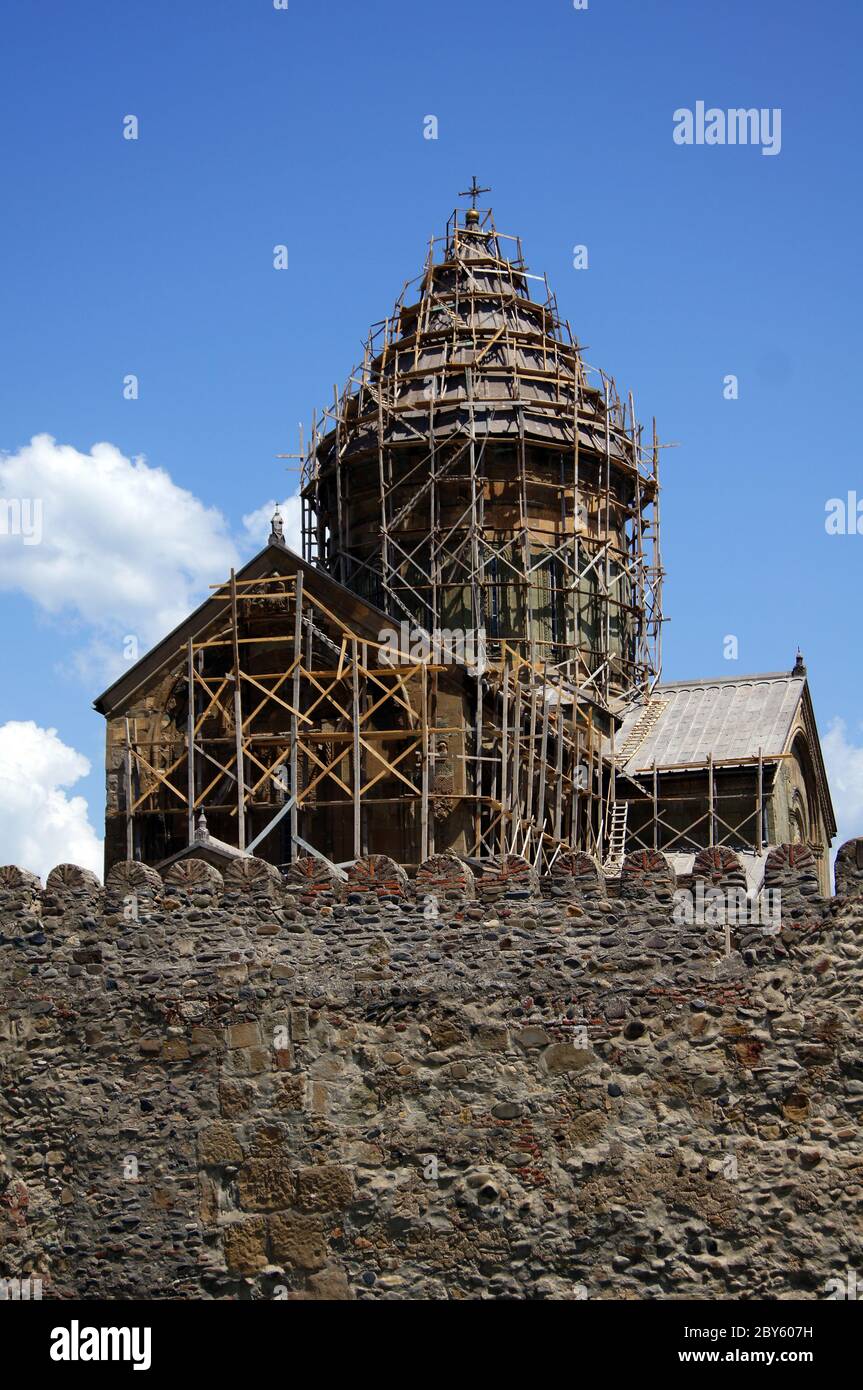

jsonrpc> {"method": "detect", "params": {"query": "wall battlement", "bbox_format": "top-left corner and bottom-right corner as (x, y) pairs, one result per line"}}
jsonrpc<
(1, 843), (861, 1300)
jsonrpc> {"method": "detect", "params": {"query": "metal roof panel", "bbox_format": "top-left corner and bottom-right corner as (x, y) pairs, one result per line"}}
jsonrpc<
(617, 675), (805, 773)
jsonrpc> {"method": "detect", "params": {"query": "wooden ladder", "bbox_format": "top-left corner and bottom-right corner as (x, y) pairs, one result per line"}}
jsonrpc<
(603, 801), (628, 875)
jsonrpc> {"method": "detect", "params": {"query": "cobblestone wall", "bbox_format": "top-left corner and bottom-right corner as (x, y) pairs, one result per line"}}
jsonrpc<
(0, 843), (860, 1301)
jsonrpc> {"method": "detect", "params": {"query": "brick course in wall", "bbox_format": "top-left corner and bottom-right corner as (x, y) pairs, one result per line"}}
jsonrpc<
(0, 845), (861, 1301)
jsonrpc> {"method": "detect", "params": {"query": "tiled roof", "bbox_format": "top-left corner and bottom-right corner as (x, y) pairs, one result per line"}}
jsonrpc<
(615, 674), (805, 774)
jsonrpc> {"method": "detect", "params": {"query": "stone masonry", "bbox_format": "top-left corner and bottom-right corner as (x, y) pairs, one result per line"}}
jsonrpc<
(0, 842), (861, 1301)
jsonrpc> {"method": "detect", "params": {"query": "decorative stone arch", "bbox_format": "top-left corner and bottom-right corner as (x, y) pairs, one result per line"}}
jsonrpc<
(0, 865), (42, 894)
(282, 855), (342, 898)
(45, 863), (102, 896)
(691, 846), (746, 888)
(163, 858), (224, 893)
(223, 856), (283, 898)
(105, 860), (163, 900)
(546, 850), (605, 898)
(620, 849), (676, 898)
(347, 855), (409, 899)
(416, 853), (475, 901)
(480, 853), (541, 900)
(764, 841), (816, 880)
(763, 843), (820, 903)
(789, 789), (807, 845)
(834, 838), (863, 898)
(788, 732), (819, 843)
(501, 852), (540, 892)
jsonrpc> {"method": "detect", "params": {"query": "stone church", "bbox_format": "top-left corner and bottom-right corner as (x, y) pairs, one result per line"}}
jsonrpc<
(94, 191), (835, 891)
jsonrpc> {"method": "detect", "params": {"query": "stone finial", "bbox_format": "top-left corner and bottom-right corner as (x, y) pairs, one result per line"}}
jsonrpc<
(792, 648), (807, 677)
(269, 507), (285, 544)
(195, 812), (210, 842)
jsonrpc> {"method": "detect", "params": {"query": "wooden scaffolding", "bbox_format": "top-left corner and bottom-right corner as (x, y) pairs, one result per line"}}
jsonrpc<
(117, 556), (606, 872)
(108, 194), (663, 873)
(298, 198), (664, 713)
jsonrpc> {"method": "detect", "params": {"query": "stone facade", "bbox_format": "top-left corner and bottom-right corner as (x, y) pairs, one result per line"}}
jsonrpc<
(0, 845), (861, 1301)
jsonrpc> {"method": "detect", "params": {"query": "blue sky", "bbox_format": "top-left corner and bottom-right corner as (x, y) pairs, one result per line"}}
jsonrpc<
(1, 0), (861, 873)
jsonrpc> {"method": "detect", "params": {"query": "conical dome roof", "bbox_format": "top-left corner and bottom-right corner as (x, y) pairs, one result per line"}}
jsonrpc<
(301, 196), (661, 709)
(315, 206), (636, 470)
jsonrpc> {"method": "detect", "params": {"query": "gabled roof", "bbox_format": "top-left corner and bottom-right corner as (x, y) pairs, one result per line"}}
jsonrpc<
(613, 670), (836, 836)
(616, 673), (806, 773)
(93, 537), (428, 718)
(156, 822), (246, 872)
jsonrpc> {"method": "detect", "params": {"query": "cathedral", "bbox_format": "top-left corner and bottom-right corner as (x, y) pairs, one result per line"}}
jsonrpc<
(95, 189), (835, 892)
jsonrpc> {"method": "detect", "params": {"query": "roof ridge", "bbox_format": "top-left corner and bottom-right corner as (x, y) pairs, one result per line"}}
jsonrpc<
(657, 671), (803, 689)
(622, 674), (807, 774)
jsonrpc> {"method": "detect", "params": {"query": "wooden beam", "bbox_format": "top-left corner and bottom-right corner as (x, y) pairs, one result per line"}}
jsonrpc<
(230, 569), (246, 851)
(420, 661), (429, 862)
(351, 638), (361, 857)
(124, 715), (135, 859)
(499, 661), (509, 855)
(290, 571), (303, 861)
(186, 640), (195, 844)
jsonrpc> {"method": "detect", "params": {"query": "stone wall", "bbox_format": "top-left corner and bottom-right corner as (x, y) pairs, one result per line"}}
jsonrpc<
(0, 843), (861, 1301)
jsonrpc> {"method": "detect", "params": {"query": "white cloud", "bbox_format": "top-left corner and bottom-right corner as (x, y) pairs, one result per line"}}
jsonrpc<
(0, 721), (103, 881)
(0, 434), (240, 666)
(0, 441), (306, 868)
(241, 495), (302, 553)
(822, 717), (863, 855)
(0, 437), (309, 685)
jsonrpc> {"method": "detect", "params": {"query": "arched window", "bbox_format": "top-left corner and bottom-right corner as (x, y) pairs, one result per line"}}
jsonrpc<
(790, 733), (819, 846)
(790, 789), (807, 844)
